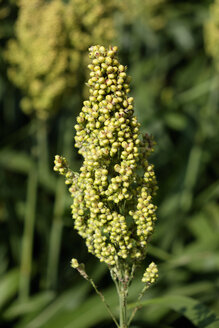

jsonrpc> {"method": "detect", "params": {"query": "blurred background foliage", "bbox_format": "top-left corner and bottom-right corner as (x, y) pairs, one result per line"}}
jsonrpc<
(0, 0), (219, 327)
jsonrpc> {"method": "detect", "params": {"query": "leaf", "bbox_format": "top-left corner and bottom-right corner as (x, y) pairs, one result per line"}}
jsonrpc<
(16, 283), (89, 328)
(164, 247), (219, 272)
(188, 213), (216, 243)
(0, 269), (19, 310)
(129, 295), (219, 328)
(168, 281), (215, 298)
(0, 149), (33, 174)
(0, 149), (57, 193)
(196, 181), (219, 207)
(13, 278), (121, 328)
(164, 112), (187, 130)
(3, 291), (55, 320)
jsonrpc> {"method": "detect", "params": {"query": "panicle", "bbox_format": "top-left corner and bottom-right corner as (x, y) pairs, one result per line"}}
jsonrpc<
(54, 45), (158, 268)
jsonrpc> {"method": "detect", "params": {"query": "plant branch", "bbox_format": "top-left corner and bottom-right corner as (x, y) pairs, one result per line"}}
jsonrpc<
(89, 277), (120, 328)
(76, 266), (120, 328)
(128, 284), (149, 326)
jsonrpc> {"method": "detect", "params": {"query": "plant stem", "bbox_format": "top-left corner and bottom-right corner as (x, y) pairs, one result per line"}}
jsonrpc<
(19, 164), (37, 300)
(128, 284), (149, 326)
(46, 177), (65, 289)
(118, 281), (128, 328)
(88, 277), (120, 328)
(111, 263), (131, 328)
(37, 119), (49, 175)
(119, 288), (126, 327)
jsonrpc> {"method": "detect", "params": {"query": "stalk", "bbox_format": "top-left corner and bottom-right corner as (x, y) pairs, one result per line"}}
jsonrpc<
(46, 177), (65, 289)
(118, 282), (128, 328)
(19, 164), (37, 300)
(89, 277), (120, 328)
(72, 260), (120, 328)
(19, 118), (48, 298)
(128, 285), (148, 326)
(37, 119), (49, 175)
(114, 263), (129, 328)
(46, 117), (72, 289)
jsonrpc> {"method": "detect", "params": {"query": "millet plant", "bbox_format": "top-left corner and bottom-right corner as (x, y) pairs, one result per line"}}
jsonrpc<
(54, 45), (158, 328)
(5, 0), (116, 120)
(5, 0), (167, 120)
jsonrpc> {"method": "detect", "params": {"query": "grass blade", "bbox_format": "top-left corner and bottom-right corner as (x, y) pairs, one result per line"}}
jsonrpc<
(0, 269), (19, 310)
(129, 295), (219, 328)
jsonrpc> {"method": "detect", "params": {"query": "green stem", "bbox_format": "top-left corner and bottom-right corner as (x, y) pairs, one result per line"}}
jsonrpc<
(110, 263), (132, 328)
(46, 177), (65, 289)
(88, 277), (120, 328)
(76, 265), (119, 327)
(128, 284), (149, 326)
(118, 281), (128, 328)
(19, 165), (38, 300)
(46, 117), (72, 289)
(37, 119), (49, 175)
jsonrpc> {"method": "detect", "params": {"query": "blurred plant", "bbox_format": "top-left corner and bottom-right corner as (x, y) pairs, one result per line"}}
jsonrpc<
(64, 0), (116, 80)
(0, 0), (10, 38)
(5, 0), (117, 120)
(0, 0), (17, 72)
(118, 0), (167, 30)
(204, 0), (219, 72)
(5, 0), (169, 120)
(54, 45), (158, 327)
(5, 0), (68, 119)
(0, 0), (15, 40)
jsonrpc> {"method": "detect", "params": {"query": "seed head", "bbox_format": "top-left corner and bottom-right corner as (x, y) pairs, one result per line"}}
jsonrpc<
(54, 45), (158, 268)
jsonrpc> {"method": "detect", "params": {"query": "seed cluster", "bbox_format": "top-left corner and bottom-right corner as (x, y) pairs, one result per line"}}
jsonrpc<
(71, 258), (79, 269)
(142, 262), (158, 284)
(54, 45), (158, 268)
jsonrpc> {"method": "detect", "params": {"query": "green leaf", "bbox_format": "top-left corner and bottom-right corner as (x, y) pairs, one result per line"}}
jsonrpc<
(0, 269), (19, 310)
(188, 214), (216, 243)
(171, 282), (215, 297)
(164, 113), (187, 130)
(3, 291), (55, 320)
(14, 280), (120, 328)
(16, 283), (89, 328)
(0, 149), (57, 193)
(0, 149), (33, 174)
(129, 295), (219, 328)
(196, 181), (219, 207)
